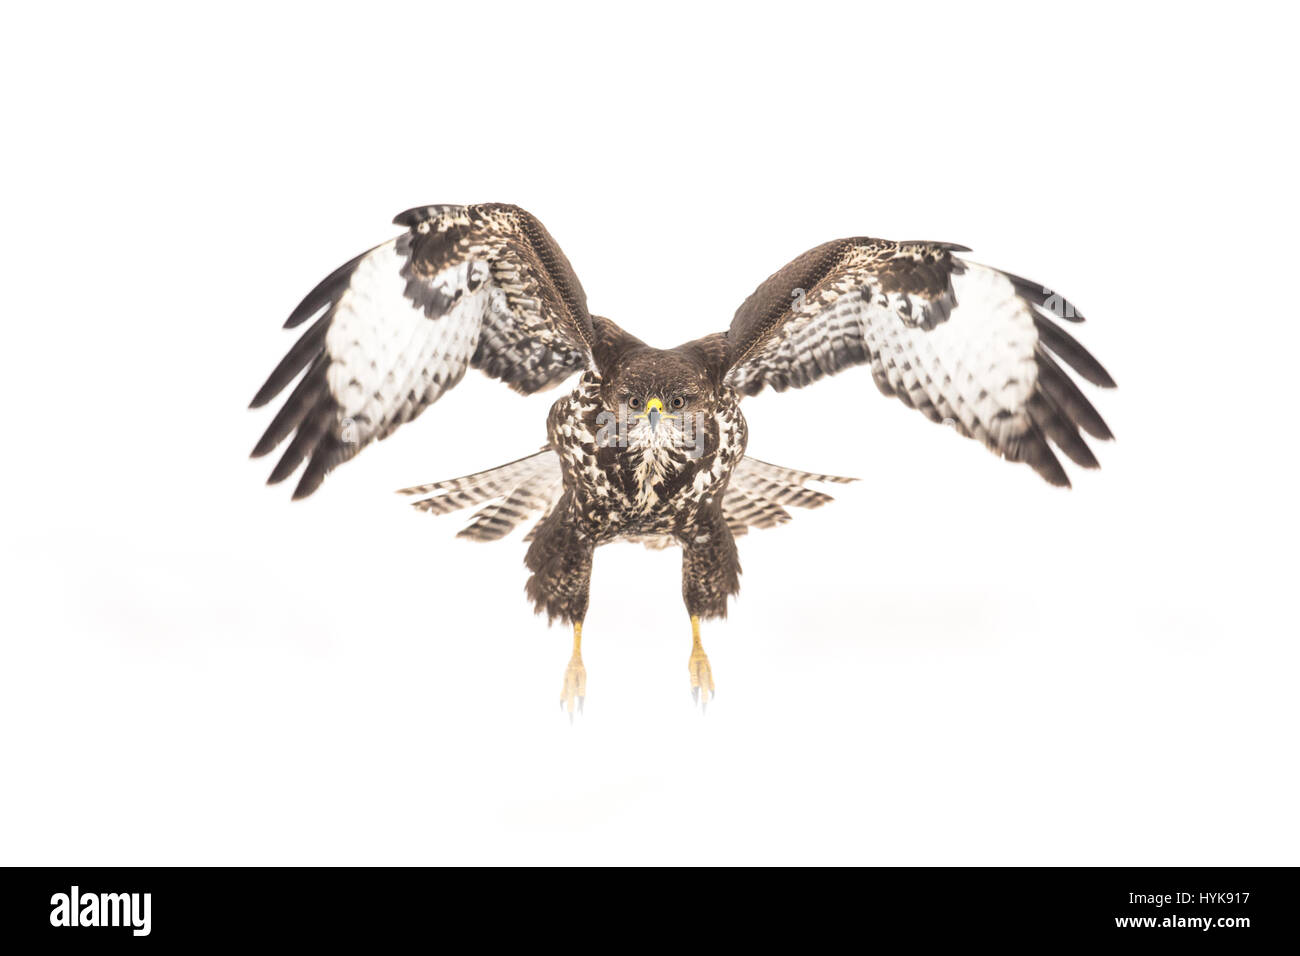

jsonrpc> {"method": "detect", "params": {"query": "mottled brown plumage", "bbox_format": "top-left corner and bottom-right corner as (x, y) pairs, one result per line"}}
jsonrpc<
(250, 202), (1116, 709)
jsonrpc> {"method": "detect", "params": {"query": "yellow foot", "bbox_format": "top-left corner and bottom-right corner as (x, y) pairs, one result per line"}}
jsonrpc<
(688, 615), (715, 711)
(559, 622), (586, 722)
(688, 648), (715, 709)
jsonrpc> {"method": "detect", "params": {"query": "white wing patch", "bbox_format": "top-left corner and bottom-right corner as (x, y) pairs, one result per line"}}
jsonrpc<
(251, 204), (596, 499)
(860, 261), (1038, 447)
(723, 238), (1113, 487)
(324, 242), (486, 443)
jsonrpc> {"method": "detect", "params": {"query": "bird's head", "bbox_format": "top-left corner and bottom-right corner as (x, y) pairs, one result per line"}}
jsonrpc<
(602, 349), (714, 449)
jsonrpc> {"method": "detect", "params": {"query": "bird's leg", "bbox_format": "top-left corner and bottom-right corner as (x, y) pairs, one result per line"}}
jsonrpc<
(687, 615), (715, 709)
(559, 621), (586, 721)
(680, 515), (736, 711)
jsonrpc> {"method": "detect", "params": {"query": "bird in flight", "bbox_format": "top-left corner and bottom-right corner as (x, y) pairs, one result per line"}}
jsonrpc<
(250, 203), (1115, 716)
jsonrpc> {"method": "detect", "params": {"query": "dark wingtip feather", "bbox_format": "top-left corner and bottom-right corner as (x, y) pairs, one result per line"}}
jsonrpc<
(1034, 313), (1116, 388)
(266, 407), (330, 486)
(1035, 348), (1114, 441)
(1028, 393), (1100, 470)
(291, 434), (359, 500)
(267, 446), (305, 486)
(1029, 442), (1072, 487)
(249, 313), (330, 409)
(250, 355), (328, 458)
(266, 457), (298, 486)
(1039, 465), (1072, 488)
(283, 249), (367, 329)
(291, 471), (325, 500)
(1004, 270), (1086, 323)
(250, 429), (282, 460)
(290, 447), (332, 500)
(1004, 421), (1071, 487)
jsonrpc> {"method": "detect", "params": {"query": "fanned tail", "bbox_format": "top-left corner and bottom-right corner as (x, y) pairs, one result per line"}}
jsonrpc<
(722, 456), (855, 538)
(397, 450), (852, 545)
(396, 448), (563, 541)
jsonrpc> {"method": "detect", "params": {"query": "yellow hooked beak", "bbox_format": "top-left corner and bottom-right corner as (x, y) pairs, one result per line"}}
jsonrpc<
(635, 397), (677, 427)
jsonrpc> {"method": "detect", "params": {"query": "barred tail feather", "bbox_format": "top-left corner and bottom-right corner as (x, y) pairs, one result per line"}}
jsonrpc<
(722, 456), (855, 538)
(396, 448), (563, 541)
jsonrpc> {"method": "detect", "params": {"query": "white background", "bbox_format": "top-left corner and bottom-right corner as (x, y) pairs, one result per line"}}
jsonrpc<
(3, 1), (1296, 865)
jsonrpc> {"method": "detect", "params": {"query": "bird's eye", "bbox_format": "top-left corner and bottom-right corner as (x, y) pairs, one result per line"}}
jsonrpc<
(671, 396), (686, 410)
(627, 396), (642, 410)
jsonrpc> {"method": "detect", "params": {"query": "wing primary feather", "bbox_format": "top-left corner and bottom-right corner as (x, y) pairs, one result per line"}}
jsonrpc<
(1001, 270), (1086, 323)
(1033, 313), (1116, 388)
(283, 249), (368, 329)
(1015, 420), (1071, 487)
(249, 311), (331, 409)
(267, 406), (330, 486)
(293, 433), (351, 501)
(1027, 392), (1100, 469)
(250, 353), (328, 458)
(1035, 347), (1113, 440)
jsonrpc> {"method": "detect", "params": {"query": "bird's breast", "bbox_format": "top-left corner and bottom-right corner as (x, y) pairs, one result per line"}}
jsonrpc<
(550, 381), (746, 538)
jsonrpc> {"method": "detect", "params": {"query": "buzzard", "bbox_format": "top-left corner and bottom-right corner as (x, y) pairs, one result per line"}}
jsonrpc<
(250, 204), (1115, 715)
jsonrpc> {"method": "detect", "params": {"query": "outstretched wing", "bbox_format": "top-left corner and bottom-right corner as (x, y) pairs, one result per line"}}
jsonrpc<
(723, 238), (1115, 486)
(250, 204), (600, 499)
